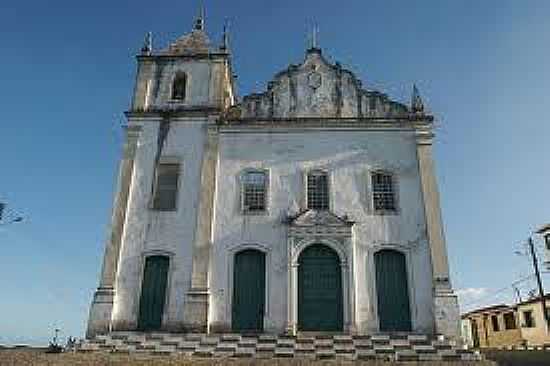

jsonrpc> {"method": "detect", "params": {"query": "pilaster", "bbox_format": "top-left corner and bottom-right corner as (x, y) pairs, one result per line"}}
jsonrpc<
(415, 126), (460, 340)
(183, 123), (219, 332)
(86, 125), (141, 338)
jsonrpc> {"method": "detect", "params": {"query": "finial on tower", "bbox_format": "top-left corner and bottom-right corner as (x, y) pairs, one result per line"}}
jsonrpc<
(411, 84), (425, 113)
(220, 19), (230, 51)
(141, 31), (152, 55)
(194, 1), (205, 31)
(308, 23), (320, 50)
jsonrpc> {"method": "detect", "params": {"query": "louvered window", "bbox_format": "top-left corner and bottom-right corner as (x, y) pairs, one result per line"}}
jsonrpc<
(152, 163), (180, 210)
(172, 73), (187, 100)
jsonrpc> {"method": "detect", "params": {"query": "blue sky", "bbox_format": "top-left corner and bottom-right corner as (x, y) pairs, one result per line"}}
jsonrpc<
(1, 0), (549, 345)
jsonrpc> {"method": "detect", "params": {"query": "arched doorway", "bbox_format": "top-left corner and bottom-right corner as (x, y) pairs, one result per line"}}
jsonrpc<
(232, 249), (266, 332)
(137, 255), (169, 331)
(374, 249), (411, 332)
(298, 244), (343, 331)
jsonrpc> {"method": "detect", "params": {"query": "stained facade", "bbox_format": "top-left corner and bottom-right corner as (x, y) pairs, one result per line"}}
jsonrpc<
(87, 14), (460, 339)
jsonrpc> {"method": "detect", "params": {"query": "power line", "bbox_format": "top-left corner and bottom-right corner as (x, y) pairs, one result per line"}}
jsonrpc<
(461, 271), (550, 310)
(461, 274), (536, 308)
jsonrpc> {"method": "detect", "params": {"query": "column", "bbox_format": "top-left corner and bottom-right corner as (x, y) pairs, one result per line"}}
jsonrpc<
(290, 262), (299, 335)
(341, 263), (350, 332)
(346, 236), (358, 334)
(86, 125), (141, 338)
(415, 126), (460, 340)
(285, 237), (295, 335)
(183, 125), (218, 332)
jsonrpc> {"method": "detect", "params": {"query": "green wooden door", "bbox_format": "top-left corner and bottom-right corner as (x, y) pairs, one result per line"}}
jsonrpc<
(232, 249), (265, 332)
(298, 244), (343, 331)
(375, 250), (412, 332)
(137, 256), (169, 331)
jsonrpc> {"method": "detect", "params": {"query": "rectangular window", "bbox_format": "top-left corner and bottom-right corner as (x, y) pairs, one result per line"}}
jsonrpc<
(307, 171), (329, 210)
(503, 312), (517, 330)
(369, 96), (376, 111)
(491, 315), (500, 332)
(523, 310), (535, 328)
(372, 172), (396, 212)
(242, 171), (267, 213)
(545, 235), (550, 250)
(152, 163), (180, 211)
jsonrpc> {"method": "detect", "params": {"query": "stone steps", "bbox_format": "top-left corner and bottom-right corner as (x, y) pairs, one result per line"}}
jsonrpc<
(79, 333), (482, 361)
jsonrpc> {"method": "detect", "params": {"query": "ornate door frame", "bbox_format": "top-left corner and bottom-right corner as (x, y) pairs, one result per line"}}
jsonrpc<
(284, 210), (356, 334)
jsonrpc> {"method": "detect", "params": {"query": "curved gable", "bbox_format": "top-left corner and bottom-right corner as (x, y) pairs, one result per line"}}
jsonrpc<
(234, 48), (411, 120)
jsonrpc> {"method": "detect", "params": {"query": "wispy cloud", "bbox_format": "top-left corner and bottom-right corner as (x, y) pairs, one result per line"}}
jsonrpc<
(456, 287), (489, 313)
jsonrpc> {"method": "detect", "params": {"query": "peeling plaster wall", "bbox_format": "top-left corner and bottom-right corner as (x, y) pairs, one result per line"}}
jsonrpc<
(111, 119), (207, 331)
(209, 130), (435, 334)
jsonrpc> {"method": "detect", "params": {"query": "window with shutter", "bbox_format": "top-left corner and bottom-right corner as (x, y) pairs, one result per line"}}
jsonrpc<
(172, 73), (187, 101)
(152, 163), (180, 210)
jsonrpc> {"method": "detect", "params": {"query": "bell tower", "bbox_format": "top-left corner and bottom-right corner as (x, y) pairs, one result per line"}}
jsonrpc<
(86, 9), (235, 337)
(131, 12), (234, 112)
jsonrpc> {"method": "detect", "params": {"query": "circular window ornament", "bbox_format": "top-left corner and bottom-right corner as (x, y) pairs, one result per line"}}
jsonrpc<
(308, 72), (322, 90)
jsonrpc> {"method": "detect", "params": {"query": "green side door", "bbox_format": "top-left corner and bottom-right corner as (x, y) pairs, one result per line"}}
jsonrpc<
(137, 256), (169, 331)
(375, 250), (412, 332)
(232, 249), (265, 332)
(298, 244), (343, 331)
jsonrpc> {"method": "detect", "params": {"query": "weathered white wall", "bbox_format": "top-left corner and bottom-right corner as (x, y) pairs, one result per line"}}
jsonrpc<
(209, 129), (435, 334)
(111, 118), (207, 331)
(132, 59), (229, 111)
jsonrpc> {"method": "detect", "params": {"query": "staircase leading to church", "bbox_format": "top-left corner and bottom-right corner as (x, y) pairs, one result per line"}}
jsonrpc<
(79, 333), (483, 362)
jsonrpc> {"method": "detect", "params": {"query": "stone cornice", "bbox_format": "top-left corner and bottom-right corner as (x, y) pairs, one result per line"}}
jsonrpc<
(223, 114), (433, 123)
(125, 107), (222, 119)
(211, 118), (433, 133)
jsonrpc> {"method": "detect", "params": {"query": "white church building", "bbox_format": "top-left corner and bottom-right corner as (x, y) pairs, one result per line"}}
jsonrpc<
(87, 13), (460, 340)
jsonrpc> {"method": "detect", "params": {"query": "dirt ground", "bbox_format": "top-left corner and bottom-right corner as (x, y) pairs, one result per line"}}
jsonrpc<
(0, 348), (495, 366)
(482, 350), (550, 366)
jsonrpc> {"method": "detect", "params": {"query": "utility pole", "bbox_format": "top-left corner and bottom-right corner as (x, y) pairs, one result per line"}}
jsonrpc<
(527, 236), (549, 333)
(512, 285), (522, 304)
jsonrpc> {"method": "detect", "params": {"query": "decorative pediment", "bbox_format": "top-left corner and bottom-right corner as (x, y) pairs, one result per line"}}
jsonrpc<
(226, 48), (415, 121)
(162, 30), (212, 56)
(286, 209), (354, 227)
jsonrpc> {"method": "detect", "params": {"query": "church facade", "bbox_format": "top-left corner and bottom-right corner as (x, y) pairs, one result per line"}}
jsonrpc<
(87, 14), (460, 340)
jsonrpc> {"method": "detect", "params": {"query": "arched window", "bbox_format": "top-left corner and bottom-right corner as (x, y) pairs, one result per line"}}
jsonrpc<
(371, 171), (396, 212)
(241, 170), (268, 213)
(171, 73), (187, 100)
(307, 170), (329, 210)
